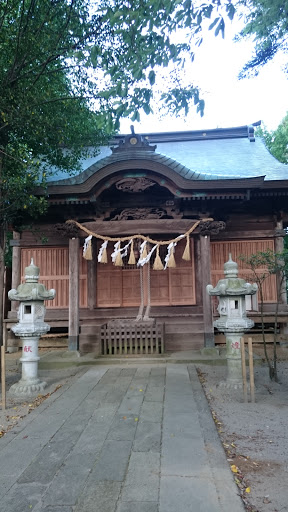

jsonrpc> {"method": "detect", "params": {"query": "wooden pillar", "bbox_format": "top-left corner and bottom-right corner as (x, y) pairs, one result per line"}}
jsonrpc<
(200, 234), (214, 347)
(87, 238), (97, 310)
(69, 237), (80, 350)
(11, 231), (21, 313)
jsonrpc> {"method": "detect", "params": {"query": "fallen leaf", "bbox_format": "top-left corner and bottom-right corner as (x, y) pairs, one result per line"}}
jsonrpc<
(245, 487), (251, 493)
(134, 417), (138, 422)
(231, 465), (239, 473)
(139, 389), (143, 392)
(122, 416), (127, 420)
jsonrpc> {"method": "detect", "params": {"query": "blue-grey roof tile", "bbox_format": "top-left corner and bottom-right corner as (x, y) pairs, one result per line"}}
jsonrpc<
(47, 127), (288, 185)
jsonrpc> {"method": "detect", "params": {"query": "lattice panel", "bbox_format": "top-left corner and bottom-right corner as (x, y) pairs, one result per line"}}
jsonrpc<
(101, 322), (164, 355)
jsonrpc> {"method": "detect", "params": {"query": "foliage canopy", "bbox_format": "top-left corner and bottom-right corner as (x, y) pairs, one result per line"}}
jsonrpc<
(257, 113), (288, 164)
(193, 1), (288, 78)
(0, 0), (208, 226)
(0, 0), (208, 341)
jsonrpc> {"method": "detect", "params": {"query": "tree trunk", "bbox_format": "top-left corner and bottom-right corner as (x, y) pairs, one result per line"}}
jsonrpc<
(259, 282), (272, 377)
(0, 152), (4, 380)
(0, 227), (4, 347)
(0, 153), (3, 340)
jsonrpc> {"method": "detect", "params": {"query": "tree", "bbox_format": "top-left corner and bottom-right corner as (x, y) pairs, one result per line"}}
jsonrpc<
(237, 0), (288, 79)
(256, 113), (288, 164)
(0, 0), (210, 345)
(239, 249), (288, 382)
(191, 1), (288, 78)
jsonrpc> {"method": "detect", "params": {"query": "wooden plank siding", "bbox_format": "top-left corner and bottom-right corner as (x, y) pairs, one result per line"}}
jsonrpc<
(21, 247), (88, 308)
(96, 238), (196, 307)
(20, 239), (277, 311)
(211, 239), (277, 302)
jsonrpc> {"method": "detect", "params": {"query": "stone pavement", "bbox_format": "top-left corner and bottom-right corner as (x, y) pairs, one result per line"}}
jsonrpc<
(0, 363), (245, 512)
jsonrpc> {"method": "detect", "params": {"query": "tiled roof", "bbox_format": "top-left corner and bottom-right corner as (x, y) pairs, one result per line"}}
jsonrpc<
(48, 124), (288, 185)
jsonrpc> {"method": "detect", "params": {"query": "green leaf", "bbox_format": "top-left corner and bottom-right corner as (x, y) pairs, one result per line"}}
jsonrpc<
(226, 3), (236, 21)
(142, 103), (151, 115)
(214, 18), (225, 38)
(148, 70), (156, 86)
(208, 17), (220, 31)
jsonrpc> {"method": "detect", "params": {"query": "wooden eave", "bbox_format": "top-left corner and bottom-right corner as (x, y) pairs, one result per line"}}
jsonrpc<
(251, 180), (288, 198)
(261, 180), (288, 189)
(46, 157), (265, 203)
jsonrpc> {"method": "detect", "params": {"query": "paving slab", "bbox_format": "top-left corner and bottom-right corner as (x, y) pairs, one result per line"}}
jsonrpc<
(120, 452), (160, 502)
(144, 386), (164, 402)
(86, 440), (132, 482)
(140, 401), (163, 423)
(116, 502), (158, 512)
(0, 362), (245, 512)
(133, 421), (161, 452)
(41, 507), (73, 512)
(160, 475), (222, 512)
(75, 481), (122, 512)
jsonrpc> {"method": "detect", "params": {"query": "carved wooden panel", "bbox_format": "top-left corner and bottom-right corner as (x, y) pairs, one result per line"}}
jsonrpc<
(211, 240), (277, 302)
(21, 247), (87, 308)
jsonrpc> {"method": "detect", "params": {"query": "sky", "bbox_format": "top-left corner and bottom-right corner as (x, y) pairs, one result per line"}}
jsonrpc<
(121, 19), (288, 134)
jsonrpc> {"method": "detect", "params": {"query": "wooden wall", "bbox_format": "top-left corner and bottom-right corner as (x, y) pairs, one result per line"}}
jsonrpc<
(211, 239), (277, 302)
(20, 238), (277, 310)
(96, 238), (196, 307)
(21, 247), (87, 308)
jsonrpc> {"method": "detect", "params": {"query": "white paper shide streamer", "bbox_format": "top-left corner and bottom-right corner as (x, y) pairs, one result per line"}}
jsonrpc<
(98, 240), (108, 262)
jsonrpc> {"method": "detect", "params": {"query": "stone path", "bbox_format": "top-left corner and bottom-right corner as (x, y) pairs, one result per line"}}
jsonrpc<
(0, 364), (244, 511)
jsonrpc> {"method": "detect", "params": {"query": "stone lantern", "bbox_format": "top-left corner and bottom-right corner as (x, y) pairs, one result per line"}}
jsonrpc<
(207, 254), (257, 388)
(8, 259), (56, 395)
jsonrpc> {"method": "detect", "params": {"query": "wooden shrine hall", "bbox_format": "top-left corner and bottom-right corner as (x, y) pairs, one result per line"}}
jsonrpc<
(7, 123), (288, 355)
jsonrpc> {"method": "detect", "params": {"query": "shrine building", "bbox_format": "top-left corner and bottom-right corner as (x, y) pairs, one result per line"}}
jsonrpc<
(7, 122), (288, 355)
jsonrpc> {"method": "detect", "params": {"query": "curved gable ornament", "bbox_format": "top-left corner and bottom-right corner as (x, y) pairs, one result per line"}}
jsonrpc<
(115, 177), (156, 193)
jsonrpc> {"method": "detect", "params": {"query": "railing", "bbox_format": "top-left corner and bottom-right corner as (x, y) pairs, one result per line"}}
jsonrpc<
(101, 320), (164, 356)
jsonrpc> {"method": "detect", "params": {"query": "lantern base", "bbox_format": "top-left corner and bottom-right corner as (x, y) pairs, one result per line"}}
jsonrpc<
(219, 379), (243, 390)
(9, 378), (47, 396)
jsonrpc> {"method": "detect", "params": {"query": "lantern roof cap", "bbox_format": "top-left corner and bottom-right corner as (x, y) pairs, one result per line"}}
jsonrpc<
(25, 259), (40, 283)
(224, 253), (238, 278)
